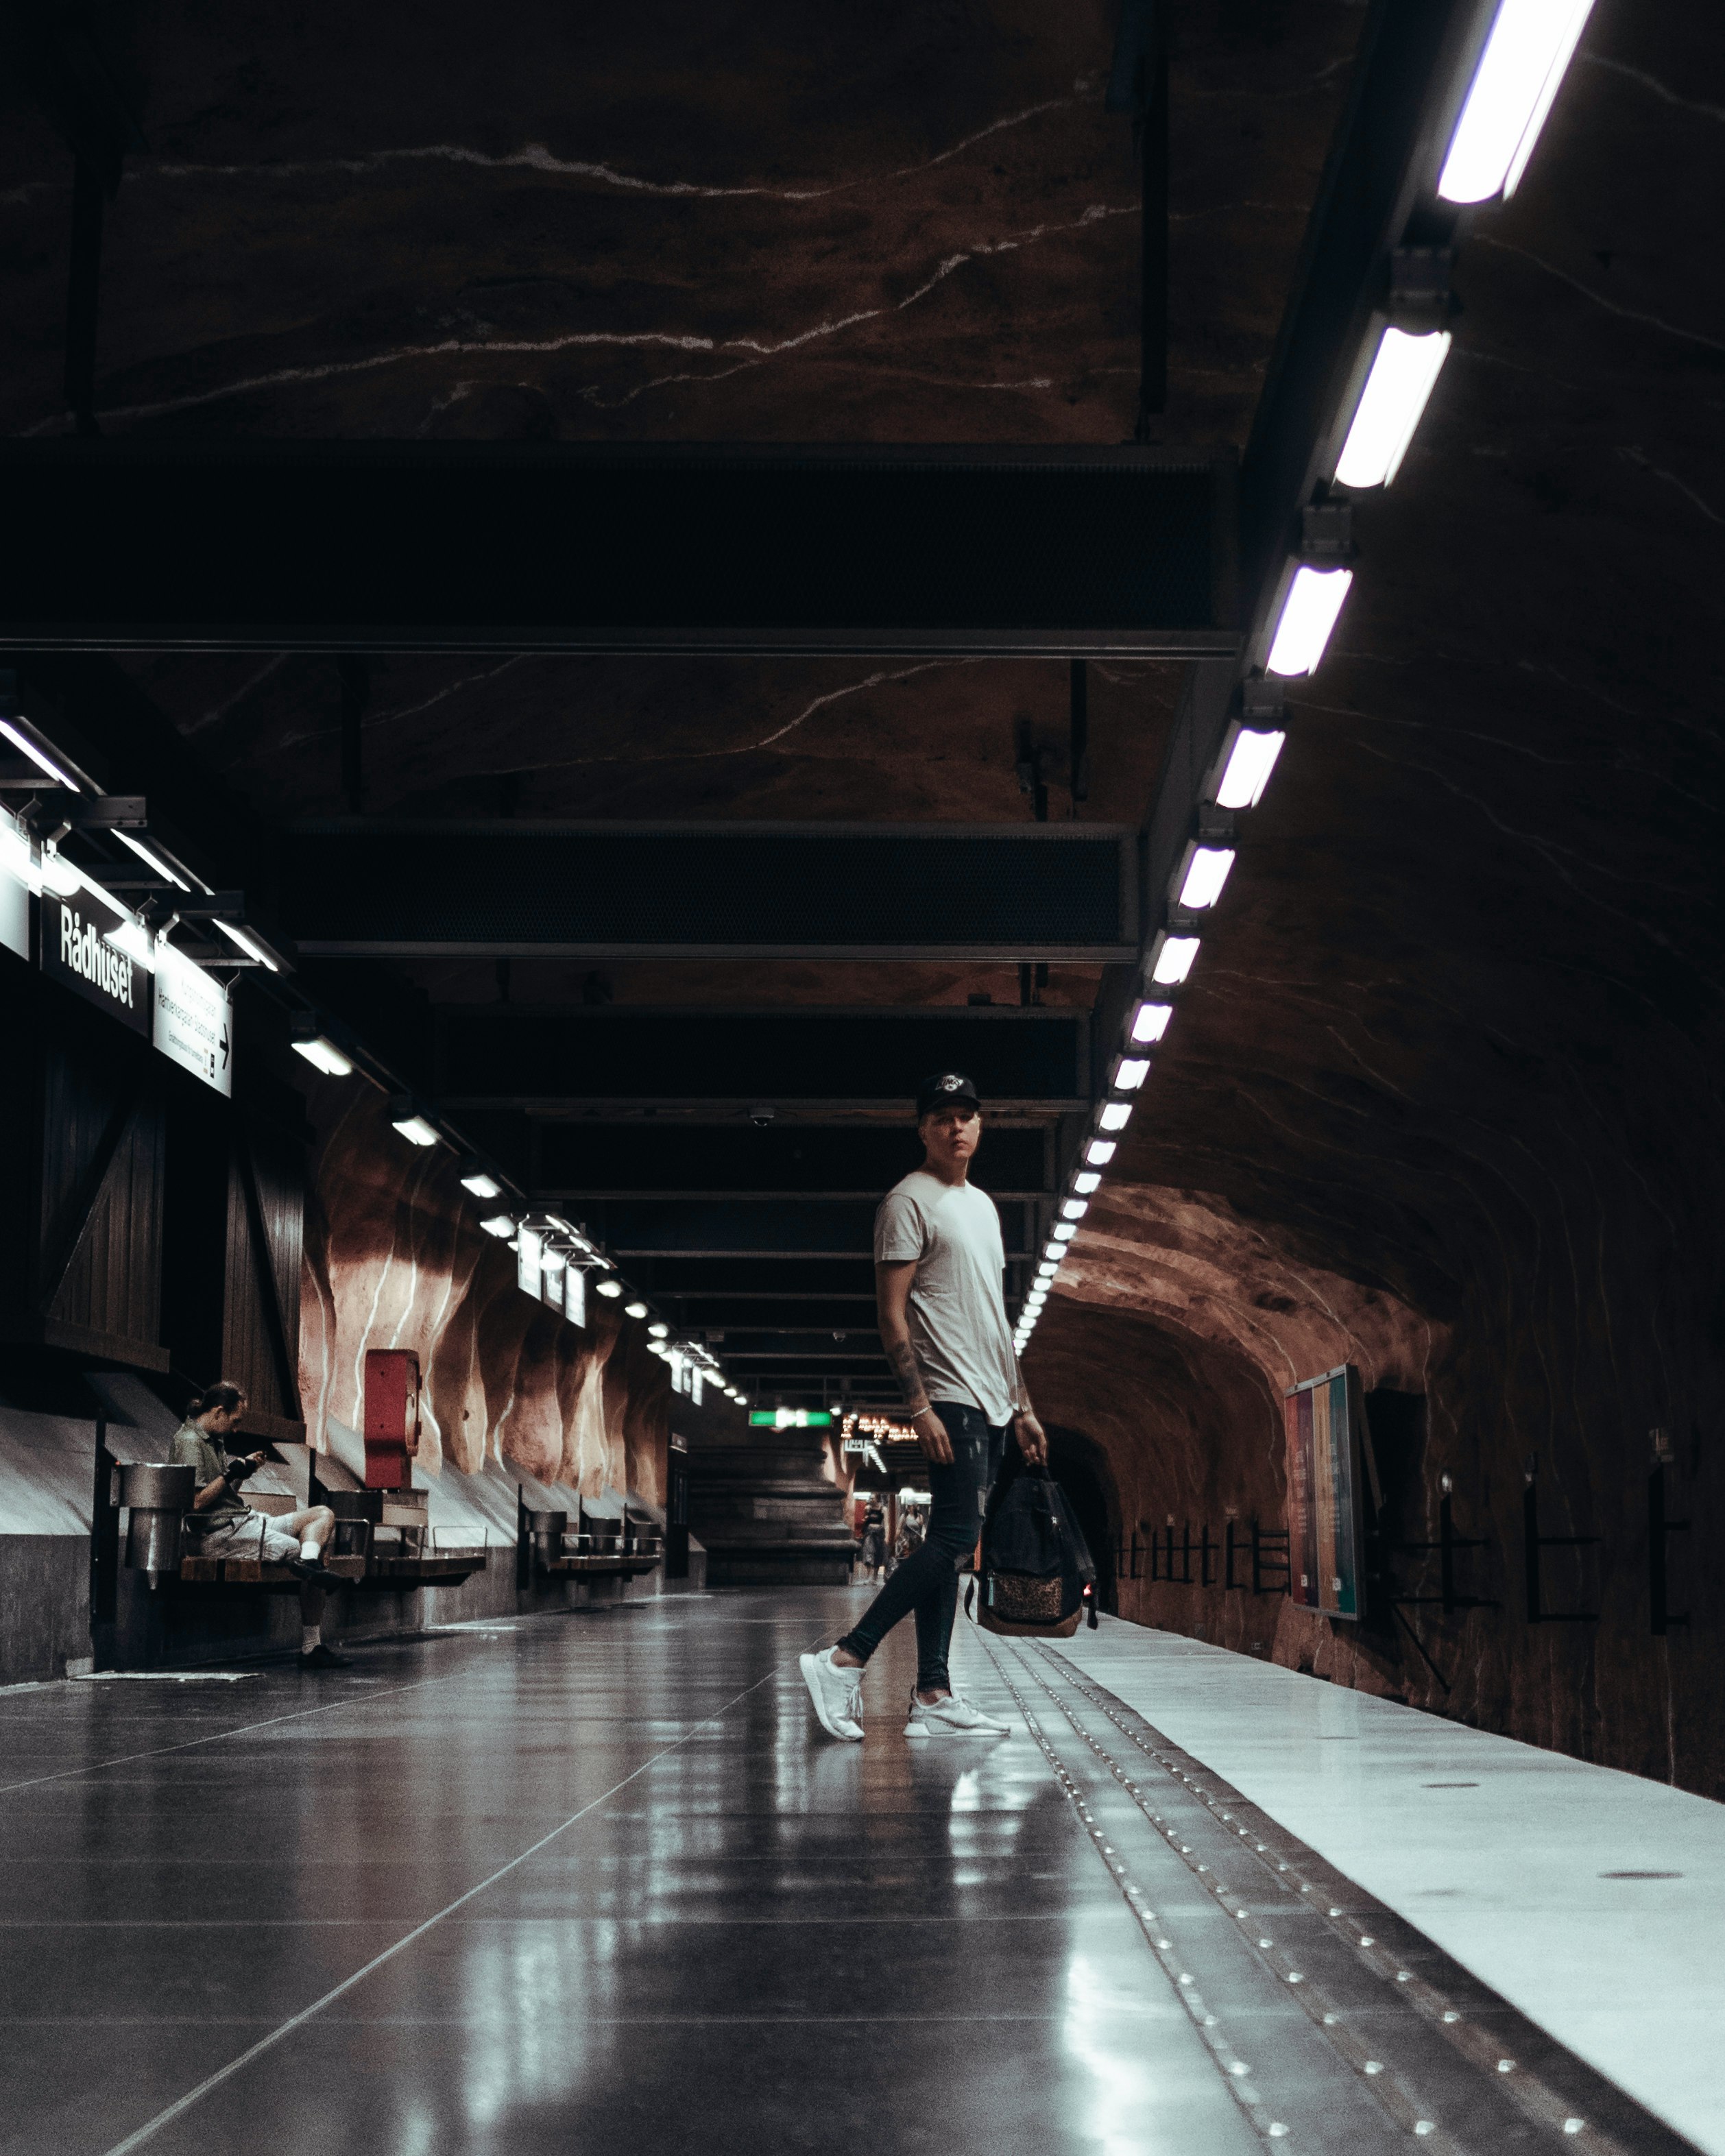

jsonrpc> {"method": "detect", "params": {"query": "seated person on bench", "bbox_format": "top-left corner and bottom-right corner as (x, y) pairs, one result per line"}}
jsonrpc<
(169, 1380), (349, 1671)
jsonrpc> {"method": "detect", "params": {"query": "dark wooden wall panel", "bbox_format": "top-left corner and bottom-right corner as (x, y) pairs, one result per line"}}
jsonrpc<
(36, 1022), (167, 1367)
(222, 1119), (306, 1434)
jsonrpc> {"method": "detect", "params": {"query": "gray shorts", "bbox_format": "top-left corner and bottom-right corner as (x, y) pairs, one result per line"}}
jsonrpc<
(195, 1513), (301, 1565)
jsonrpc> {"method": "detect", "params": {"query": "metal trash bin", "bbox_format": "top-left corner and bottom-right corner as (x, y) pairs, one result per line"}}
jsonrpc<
(527, 1509), (567, 1571)
(120, 1464), (195, 1586)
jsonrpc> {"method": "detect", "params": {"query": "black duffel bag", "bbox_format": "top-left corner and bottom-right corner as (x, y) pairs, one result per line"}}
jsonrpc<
(968, 1466), (1097, 1638)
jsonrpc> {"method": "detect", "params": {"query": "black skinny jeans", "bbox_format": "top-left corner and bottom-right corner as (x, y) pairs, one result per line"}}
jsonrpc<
(836, 1403), (1006, 1693)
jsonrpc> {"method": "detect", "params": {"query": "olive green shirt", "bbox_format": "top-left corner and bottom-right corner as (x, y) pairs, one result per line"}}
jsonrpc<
(168, 1420), (248, 1525)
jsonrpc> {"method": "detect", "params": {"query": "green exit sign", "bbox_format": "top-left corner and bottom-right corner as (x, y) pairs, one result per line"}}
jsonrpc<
(750, 1409), (832, 1429)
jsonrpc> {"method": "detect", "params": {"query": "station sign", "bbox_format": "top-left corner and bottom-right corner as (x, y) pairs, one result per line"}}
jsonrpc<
(563, 1265), (586, 1329)
(750, 1409), (831, 1429)
(516, 1226), (542, 1296)
(152, 941), (232, 1097)
(40, 880), (149, 1034)
(0, 829), (27, 962)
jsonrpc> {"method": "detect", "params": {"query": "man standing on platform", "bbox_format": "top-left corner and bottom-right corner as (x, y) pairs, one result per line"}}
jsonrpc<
(800, 1072), (1046, 1741)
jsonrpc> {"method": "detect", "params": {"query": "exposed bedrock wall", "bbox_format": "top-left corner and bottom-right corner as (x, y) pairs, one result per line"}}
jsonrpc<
(298, 1085), (668, 1505)
(1030, 1168), (1724, 1800)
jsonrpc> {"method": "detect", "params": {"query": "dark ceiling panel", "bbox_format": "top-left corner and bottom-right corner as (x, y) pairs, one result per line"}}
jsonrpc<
(649, 1259), (881, 1298)
(692, 1301), (886, 1331)
(440, 1007), (1085, 1103)
(0, 444), (1235, 655)
(289, 826), (1133, 960)
(603, 1197), (1028, 1255)
(535, 1122), (1048, 1196)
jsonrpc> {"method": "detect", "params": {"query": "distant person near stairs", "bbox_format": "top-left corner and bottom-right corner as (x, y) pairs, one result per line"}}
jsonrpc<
(800, 1073), (1046, 1741)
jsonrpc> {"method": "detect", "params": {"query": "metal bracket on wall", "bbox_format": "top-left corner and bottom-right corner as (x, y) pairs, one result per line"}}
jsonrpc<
(1522, 1461), (1600, 1623)
(1648, 1455), (1690, 1637)
(1375, 1490), (1497, 1616)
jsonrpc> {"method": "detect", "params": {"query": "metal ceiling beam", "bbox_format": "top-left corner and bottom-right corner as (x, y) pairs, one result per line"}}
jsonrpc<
(439, 1004), (1087, 1109)
(603, 1198), (1032, 1257)
(289, 825), (1137, 963)
(647, 1258), (882, 1297)
(0, 442), (1240, 656)
(531, 1119), (1052, 1198)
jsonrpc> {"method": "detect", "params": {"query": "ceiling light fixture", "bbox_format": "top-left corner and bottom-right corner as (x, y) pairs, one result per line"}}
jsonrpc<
(1053, 1222), (1078, 1244)
(1098, 1101), (1133, 1133)
(624, 1300), (649, 1320)
(1438, 0), (1593, 205)
(1074, 1171), (1101, 1195)
(1214, 726), (1288, 810)
(1061, 1198), (1088, 1222)
(540, 1245), (569, 1275)
(1336, 327), (1451, 489)
(213, 918), (281, 972)
(1084, 1139), (1116, 1168)
(459, 1165), (503, 1200)
(1150, 935), (1200, 986)
(390, 1111), (440, 1148)
(1266, 565), (1353, 679)
(1112, 1055), (1150, 1093)
(291, 1035), (354, 1078)
(649, 1322), (669, 1338)
(480, 1213), (516, 1239)
(112, 829), (191, 891)
(0, 718), (80, 791)
(1129, 1001), (1173, 1046)
(102, 916), (155, 971)
(1176, 846), (1236, 912)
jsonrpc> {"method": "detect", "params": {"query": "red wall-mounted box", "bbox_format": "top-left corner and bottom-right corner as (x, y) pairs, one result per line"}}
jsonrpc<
(363, 1348), (422, 1490)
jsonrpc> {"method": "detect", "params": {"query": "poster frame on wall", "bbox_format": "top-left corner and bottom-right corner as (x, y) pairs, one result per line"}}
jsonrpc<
(1282, 1364), (1371, 1622)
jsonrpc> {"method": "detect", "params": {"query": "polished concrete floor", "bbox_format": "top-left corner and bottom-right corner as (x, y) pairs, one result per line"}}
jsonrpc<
(0, 1593), (1697, 2156)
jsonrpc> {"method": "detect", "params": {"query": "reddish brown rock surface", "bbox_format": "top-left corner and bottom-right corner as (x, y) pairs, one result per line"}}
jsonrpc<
(300, 1083), (669, 1504)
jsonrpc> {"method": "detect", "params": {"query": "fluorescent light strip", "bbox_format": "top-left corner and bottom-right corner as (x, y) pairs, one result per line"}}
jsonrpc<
(1152, 936), (1200, 986)
(1336, 328), (1451, 489)
(1113, 1056), (1150, 1093)
(1214, 728), (1287, 812)
(1074, 1171), (1101, 1195)
(213, 918), (280, 972)
(1266, 566), (1353, 679)
(0, 718), (80, 792)
(391, 1113), (440, 1147)
(1061, 1197), (1088, 1222)
(461, 1170), (503, 1199)
(102, 917), (156, 971)
(1098, 1101), (1133, 1133)
(1438, 0), (1594, 205)
(1084, 1139), (1116, 1167)
(1177, 847), (1235, 912)
(111, 828), (193, 891)
(1129, 1001), (1173, 1045)
(291, 1035), (354, 1078)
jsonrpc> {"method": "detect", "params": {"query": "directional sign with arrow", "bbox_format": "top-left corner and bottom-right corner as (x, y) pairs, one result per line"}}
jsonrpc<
(154, 939), (233, 1098)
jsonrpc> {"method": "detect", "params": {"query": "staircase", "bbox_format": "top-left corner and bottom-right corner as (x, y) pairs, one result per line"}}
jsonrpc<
(686, 1432), (854, 1586)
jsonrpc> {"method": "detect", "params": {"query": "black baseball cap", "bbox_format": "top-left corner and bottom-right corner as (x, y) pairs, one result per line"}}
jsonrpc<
(916, 1071), (981, 1117)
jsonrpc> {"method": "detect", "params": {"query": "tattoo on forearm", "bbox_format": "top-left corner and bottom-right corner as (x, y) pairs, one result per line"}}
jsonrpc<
(883, 1332), (930, 1416)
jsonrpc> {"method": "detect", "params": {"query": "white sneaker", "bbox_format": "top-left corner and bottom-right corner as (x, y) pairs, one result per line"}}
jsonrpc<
(799, 1649), (864, 1742)
(904, 1688), (1011, 1738)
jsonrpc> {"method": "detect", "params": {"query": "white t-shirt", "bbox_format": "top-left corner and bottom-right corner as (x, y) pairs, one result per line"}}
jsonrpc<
(874, 1170), (1019, 1427)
